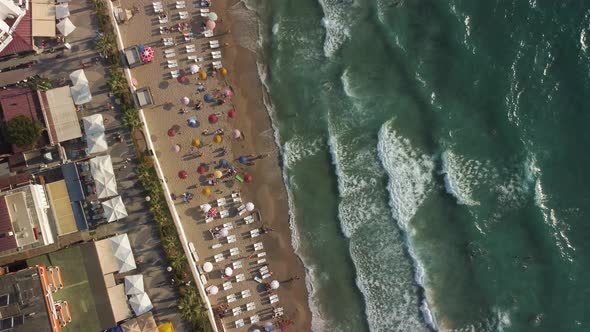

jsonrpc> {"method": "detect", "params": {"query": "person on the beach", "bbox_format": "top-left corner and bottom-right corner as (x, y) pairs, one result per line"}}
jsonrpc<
(195, 101), (203, 110)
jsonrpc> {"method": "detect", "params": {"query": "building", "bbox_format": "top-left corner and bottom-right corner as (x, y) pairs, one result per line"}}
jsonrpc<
(0, 265), (64, 332)
(0, 0), (30, 57)
(0, 183), (54, 255)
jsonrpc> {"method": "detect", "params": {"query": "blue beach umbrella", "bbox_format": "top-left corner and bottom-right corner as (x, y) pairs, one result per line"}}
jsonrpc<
(219, 159), (228, 167)
(238, 156), (248, 164)
(204, 94), (213, 102)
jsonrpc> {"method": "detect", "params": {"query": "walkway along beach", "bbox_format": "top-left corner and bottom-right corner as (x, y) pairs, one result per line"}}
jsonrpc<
(108, 0), (312, 330)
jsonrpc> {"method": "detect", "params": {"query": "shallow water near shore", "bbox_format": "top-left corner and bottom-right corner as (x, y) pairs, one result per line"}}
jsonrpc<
(239, 0), (590, 331)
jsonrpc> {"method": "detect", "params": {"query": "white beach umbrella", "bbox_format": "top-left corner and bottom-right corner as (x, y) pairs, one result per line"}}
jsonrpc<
(124, 275), (145, 295)
(202, 204), (212, 212)
(102, 196), (128, 222)
(206, 285), (218, 295)
(219, 228), (229, 237)
(203, 262), (213, 273)
(245, 202), (255, 211)
(264, 322), (273, 331)
(270, 280), (279, 290)
(190, 64), (200, 74)
(56, 4), (70, 20)
(224, 267), (233, 277)
(57, 18), (76, 36)
(129, 292), (153, 316)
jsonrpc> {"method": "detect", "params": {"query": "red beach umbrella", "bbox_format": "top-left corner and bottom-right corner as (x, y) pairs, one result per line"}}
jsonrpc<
(244, 174), (253, 183)
(197, 165), (206, 174)
(208, 114), (218, 123)
(207, 207), (218, 217)
(206, 20), (216, 30)
(228, 109), (236, 118)
(224, 89), (233, 98)
(177, 75), (186, 83)
(167, 128), (176, 137)
(178, 170), (188, 179)
(140, 47), (154, 63)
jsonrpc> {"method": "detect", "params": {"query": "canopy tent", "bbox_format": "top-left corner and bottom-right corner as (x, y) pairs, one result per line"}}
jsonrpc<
(90, 155), (118, 199)
(55, 4), (70, 19)
(86, 132), (108, 154)
(111, 233), (137, 273)
(129, 292), (153, 316)
(102, 196), (128, 222)
(70, 81), (92, 105)
(57, 17), (76, 36)
(83, 114), (107, 154)
(124, 275), (145, 296)
(203, 262), (213, 272)
(70, 69), (88, 86)
(83, 114), (104, 135)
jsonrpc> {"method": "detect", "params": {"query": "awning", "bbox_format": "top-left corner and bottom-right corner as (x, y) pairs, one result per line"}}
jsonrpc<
(57, 18), (76, 36)
(111, 234), (136, 273)
(70, 69), (88, 86)
(31, 2), (56, 37)
(70, 83), (92, 105)
(124, 274), (144, 295)
(102, 196), (127, 222)
(42, 87), (82, 143)
(128, 292), (153, 316)
(83, 114), (108, 155)
(45, 180), (77, 235)
(90, 155), (118, 199)
(55, 4), (69, 19)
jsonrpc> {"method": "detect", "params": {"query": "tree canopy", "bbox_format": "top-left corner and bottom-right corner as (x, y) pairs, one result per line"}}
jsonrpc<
(3, 116), (43, 148)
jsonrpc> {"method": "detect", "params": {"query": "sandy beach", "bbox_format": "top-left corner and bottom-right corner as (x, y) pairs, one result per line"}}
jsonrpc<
(115, 0), (311, 330)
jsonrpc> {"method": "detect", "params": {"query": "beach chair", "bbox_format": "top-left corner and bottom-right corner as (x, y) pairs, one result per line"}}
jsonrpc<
(262, 273), (271, 279)
(254, 276), (263, 283)
(212, 61), (223, 69)
(232, 192), (241, 198)
(205, 216), (214, 223)
(164, 49), (176, 54)
(210, 43), (220, 49)
(165, 53), (176, 58)
(214, 253), (225, 262)
(220, 210), (229, 218)
(227, 235), (236, 243)
(250, 229), (260, 238)
(259, 266), (268, 274)
(244, 215), (254, 224)
(246, 302), (255, 311)
(167, 62), (177, 68)
(257, 258), (266, 265)
(232, 260), (242, 270)
(200, 8), (210, 13)
(273, 307), (284, 317)
(209, 40), (219, 46)
(188, 55), (197, 60)
(153, 2), (163, 12)
(159, 16), (168, 24)
(254, 242), (263, 251)
(241, 289), (251, 298)
(211, 243), (222, 249)
(257, 252), (266, 258)
(233, 196), (242, 203)
(270, 294), (279, 304)
(232, 307), (242, 316)
(217, 197), (226, 206)
(203, 30), (214, 37)
(179, 11), (189, 19)
(250, 315), (260, 324)
(226, 294), (236, 303)
(223, 223), (233, 230)
(212, 52), (222, 60)
(235, 273), (245, 282)
(170, 70), (180, 78)
(176, 1), (186, 8)
(160, 27), (167, 34)
(235, 319), (244, 329)
(237, 204), (246, 214)
(230, 247), (240, 256)
(223, 281), (232, 290)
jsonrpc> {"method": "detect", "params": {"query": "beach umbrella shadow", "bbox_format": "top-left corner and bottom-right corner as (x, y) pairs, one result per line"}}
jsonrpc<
(163, 102), (174, 111)
(198, 175), (208, 183)
(159, 81), (169, 89)
(150, 134), (158, 142)
(223, 180), (234, 188)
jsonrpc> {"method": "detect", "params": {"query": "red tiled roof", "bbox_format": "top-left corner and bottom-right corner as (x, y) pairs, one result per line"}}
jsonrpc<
(0, 6), (33, 57)
(0, 197), (17, 253)
(0, 87), (40, 122)
(39, 91), (57, 145)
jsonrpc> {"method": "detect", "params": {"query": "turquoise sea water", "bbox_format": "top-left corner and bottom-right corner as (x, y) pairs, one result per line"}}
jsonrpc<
(247, 0), (590, 331)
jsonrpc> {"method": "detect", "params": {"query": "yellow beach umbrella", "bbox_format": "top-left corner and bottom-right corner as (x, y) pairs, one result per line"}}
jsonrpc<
(199, 70), (207, 80)
(192, 138), (201, 147)
(219, 67), (228, 76)
(214, 135), (222, 143)
(213, 170), (223, 178)
(202, 187), (211, 196)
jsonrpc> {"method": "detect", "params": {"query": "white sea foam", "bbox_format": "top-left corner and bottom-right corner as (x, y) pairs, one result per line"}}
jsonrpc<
(317, 0), (355, 57)
(283, 136), (324, 169)
(580, 29), (588, 52)
(441, 151), (480, 206)
(341, 68), (362, 99)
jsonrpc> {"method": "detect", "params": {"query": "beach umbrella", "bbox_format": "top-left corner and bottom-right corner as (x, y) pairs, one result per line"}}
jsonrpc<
(56, 4), (70, 19)
(203, 262), (213, 272)
(57, 18), (76, 36)
(202, 187), (212, 196)
(192, 138), (201, 147)
(172, 144), (181, 152)
(178, 170), (188, 179)
(228, 109), (236, 118)
(246, 202), (255, 211)
(204, 94), (213, 103)
(188, 119), (198, 128)
(177, 75), (186, 83)
(220, 67), (228, 76)
(199, 70), (207, 80)
(252, 330), (261, 332)
(224, 89), (233, 98)
(208, 207), (218, 217)
(238, 156), (248, 164)
(214, 170), (223, 178)
(220, 228), (229, 238)
(206, 20), (216, 30)
(140, 46), (154, 63)
(202, 204), (212, 212)
(233, 129), (242, 139)
(181, 96), (190, 105)
(224, 266), (233, 276)
(214, 135), (222, 143)
(206, 285), (218, 295)
(270, 280), (280, 290)
(190, 64), (200, 74)
(219, 159), (228, 167)
(244, 174), (253, 183)
(208, 114), (218, 123)
(264, 322), (273, 331)
(197, 165), (206, 174)
(207, 12), (218, 21)
(167, 128), (176, 137)
(145, 196), (151, 202)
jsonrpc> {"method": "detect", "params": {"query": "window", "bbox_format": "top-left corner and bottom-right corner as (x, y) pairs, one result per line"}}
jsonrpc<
(0, 295), (8, 307)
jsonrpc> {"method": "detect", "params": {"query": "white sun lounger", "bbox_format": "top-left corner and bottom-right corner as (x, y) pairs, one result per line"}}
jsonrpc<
(257, 252), (266, 258)
(246, 302), (255, 311)
(262, 273), (271, 279)
(259, 266), (268, 274)
(223, 281), (232, 290)
(235, 319), (244, 329)
(232, 260), (242, 270)
(254, 242), (263, 251)
(164, 48), (175, 54)
(223, 223), (233, 230)
(274, 307), (284, 316)
(230, 247), (240, 256)
(167, 62), (177, 68)
(244, 215), (254, 224)
(232, 192), (241, 198)
(212, 53), (222, 59)
(227, 235), (236, 243)
(250, 229), (260, 238)
(211, 50), (221, 56)
(159, 17), (168, 24)
(200, 8), (210, 13)
(233, 196), (242, 203)
(176, 1), (186, 8)
(241, 289), (251, 298)
(170, 70), (179, 78)
(232, 307), (242, 316)
(217, 197), (226, 206)
(227, 294), (236, 303)
(214, 253), (224, 262)
(270, 294), (279, 304)
(205, 216), (214, 223)
(254, 276), (263, 283)
(163, 38), (174, 47)
(212, 61), (223, 69)
(203, 30), (214, 37)
(210, 43), (220, 49)
(209, 40), (219, 46)
(179, 11), (189, 19)
(220, 210), (229, 218)
(257, 258), (266, 265)
(250, 315), (260, 324)
(237, 204), (246, 214)
(235, 273), (245, 282)
(211, 243), (222, 249)
(187, 55), (197, 60)
(165, 53), (175, 58)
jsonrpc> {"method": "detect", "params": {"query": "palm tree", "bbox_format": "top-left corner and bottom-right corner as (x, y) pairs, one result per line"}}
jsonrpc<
(94, 34), (114, 56)
(122, 110), (141, 129)
(107, 71), (127, 93)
